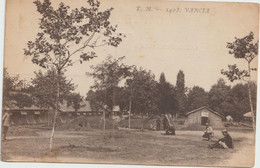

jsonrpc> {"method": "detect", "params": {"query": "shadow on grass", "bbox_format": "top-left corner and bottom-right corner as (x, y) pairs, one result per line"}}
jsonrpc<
(3, 138), (17, 142)
(1, 152), (11, 161)
(233, 137), (247, 142)
(56, 145), (118, 152)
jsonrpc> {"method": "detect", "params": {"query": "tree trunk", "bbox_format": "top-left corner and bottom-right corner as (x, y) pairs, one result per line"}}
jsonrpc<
(47, 108), (50, 126)
(247, 62), (255, 133)
(112, 112), (115, 138)
(47, 106), (50, 126)
(128, 96), (132, 129)
(49, 71), (60, 151)
(141, 113), (144, 130)
(111, 86), (114, 138)
(103, 109), (105, 136)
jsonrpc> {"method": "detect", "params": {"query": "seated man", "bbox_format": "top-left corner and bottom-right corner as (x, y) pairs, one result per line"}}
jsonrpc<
(202, 123), (213, 140)
(161, 114), (176, 135)
(165, 125), (176, 135)
(209, 129), (234, 149)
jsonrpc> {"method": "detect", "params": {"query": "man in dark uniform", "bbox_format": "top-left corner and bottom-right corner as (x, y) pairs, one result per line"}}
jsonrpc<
(162, 117), (167, 130)
(209, 129), (234, 149)
(156, 119), (161, 131)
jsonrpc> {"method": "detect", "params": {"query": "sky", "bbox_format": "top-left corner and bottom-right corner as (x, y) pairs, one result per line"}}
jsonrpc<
(3, 0), (259, 96)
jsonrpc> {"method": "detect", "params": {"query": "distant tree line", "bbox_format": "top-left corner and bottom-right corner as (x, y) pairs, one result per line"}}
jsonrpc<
(86, 56), (257, 122)
(3, 68), (83, 111)
(85, 31), (258, 124)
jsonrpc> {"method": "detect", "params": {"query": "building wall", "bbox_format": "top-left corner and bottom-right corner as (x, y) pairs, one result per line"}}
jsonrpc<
(9, 110), (104, 126)
(185, 108), (223, 128)
(10, 110), (49, 125)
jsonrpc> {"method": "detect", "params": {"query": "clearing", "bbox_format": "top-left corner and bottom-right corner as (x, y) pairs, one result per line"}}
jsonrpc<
(1, 125), (255, 167)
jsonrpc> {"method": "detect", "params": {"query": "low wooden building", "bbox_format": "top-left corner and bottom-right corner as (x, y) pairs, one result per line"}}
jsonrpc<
(4, 100), (123, 125)
(185, 106), (224, 128)
(58, 100), (104, 124)
(4, 100), (100, 125)
(243, 112), (253, 120)
(4, 105), (49, 125)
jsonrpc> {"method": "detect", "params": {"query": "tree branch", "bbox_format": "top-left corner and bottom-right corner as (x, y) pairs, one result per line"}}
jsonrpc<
(69, 32), (96, 58)
(59, 32), (97, 71)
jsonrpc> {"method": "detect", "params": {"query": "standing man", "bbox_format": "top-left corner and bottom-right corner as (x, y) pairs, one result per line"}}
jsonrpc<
(162, 117), (167, 130)
(2, 111), (11, 140)
(156, 119), (161, 131)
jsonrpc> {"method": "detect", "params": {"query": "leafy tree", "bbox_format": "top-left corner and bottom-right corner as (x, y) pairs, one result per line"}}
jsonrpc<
(24, 0), (124, 150)
(229, 83), (256, 121)
(127, 67), (158, 118)
(11, 93), (34, 108)
(86, 89), (114, 112)
(157, 73), (177, 115)
(112, 86), (130, 112)
(2, 68), (19, 108)
(66, 93), (83, 111)
(186, 86), (208, 112)
(86, 90), (101, 111)
(86, 86), (129, 113)
(87, 56), (132, 117)
(31, 70), (75, 109)
(221, 32), (258, 130)
(208, 79), (233, 117)
(176, 70), (187, 117)
(2, 69), (34, 108)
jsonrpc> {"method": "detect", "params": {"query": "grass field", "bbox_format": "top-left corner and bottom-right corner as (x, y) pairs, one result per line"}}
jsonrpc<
(1, 125), (255, 167)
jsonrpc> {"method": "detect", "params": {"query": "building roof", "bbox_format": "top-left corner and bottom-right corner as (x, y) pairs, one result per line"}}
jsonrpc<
(243, 112), (253, 118)
(59, 100), (92, 112)
(186, 106), (224, 119)
(4, 100), (48, 111)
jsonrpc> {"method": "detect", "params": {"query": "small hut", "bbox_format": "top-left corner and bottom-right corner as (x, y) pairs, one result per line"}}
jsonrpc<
(243, 112), (253, 121)
(185, 106), (224, 128)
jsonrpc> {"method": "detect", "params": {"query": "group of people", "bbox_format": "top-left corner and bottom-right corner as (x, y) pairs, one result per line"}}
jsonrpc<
(202, 123), (234, 149)
(154, 115), (234, 150)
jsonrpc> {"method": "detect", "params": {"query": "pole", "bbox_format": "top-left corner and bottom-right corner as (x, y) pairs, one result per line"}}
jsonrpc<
(247, 62), (255, 132)
(129, 96), (131, 129)
(103, 109), (105, 136)
(129, 83), (132, 129)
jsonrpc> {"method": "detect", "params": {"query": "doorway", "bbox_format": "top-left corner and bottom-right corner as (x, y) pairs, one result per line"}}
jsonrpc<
(201, 117), (209, 125)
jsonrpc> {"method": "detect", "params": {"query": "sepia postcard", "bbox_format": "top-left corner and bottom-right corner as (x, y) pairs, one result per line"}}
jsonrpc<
(1, 0), (259, 167)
